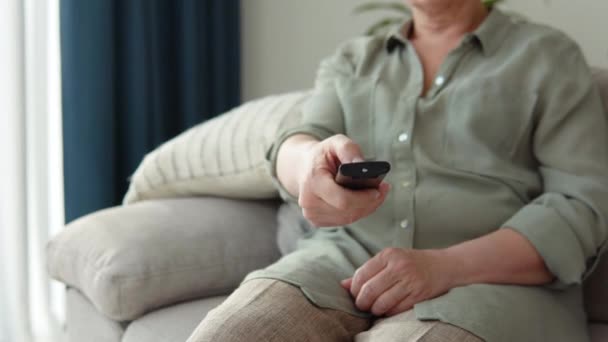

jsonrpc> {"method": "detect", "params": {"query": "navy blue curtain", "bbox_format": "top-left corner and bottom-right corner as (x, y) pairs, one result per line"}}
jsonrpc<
(61, 0), (240, 222)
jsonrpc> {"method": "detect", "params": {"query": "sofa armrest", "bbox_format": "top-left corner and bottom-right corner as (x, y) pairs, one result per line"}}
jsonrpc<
(585, 253), (608, 323)
(47, 197), (281, 322)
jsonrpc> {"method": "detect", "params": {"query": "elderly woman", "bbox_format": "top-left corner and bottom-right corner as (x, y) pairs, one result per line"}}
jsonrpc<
(187, 0), (608, 341)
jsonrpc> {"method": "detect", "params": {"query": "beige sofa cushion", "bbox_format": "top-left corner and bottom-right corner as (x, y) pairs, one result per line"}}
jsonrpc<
(589, 323), (608, 342)
(123, 92), (309, 204)
(47, 197), (280, 321)
(122, 296), (228, 342)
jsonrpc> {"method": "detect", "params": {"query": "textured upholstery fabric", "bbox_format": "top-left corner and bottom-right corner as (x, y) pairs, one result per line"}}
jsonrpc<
(276, 202), (313, 255)
(185, 279), (371, 342)
(187, 279), (484, 342)
(592, 68), (608, 110)
(589, 324), (608, 342)
(586, 254), (608, 323)
(67, 287), (608, 342)
(584, 68), (608, 323)
(66, 288), (125, 342)
(123, 92), (310, 204)
(123, 296), (228, 342)
(47, 197), (280, 321)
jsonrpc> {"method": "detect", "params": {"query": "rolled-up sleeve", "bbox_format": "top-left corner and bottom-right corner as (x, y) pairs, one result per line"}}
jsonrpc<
(265, 42), (358, 202)
(502, 42), (608, 288)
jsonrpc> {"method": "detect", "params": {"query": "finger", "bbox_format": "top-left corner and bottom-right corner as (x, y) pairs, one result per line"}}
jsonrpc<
(335, 184), (389, 226)
(305, 204), (381, 227)
(340, 278), (352, 290)
(378, 182), (391, 194)
(301, 196), (351, 227)
(302, 189), (380, 227)
(353, 183), (391, 218)
(298, 181), (336, 210)
(345, 180), (391, 207)
(299, 168), (356, 210)
(328, 134), (365, 164)
(350, 255), (388, 298)
(355, 269), (400, 312)
(307, 192), (389, 226)
(300, 191), (341, 212)
(305, 214), (349, 228)
(369, 281), (409, 316)
(312, 172), (381, 211)
(301, 170), (390, 226)
(385, 296), (416, 317)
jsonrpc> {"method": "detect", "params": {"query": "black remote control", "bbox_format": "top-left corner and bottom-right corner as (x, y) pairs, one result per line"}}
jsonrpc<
(335, 161), (391, 190)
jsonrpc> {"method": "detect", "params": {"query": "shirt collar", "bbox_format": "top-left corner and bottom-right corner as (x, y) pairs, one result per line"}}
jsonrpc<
(385, 20), (411, 54)
(473, 8), (512, 56)
(385, 7), (512, 56)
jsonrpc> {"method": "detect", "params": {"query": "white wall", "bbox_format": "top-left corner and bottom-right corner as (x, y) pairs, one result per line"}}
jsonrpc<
(241, 0), (608, 101)
(241, 0), (386, 100)
(503, 0), (608, 68)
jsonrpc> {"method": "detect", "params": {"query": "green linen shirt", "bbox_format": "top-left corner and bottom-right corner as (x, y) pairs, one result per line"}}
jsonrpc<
(244, 8), (608, 342)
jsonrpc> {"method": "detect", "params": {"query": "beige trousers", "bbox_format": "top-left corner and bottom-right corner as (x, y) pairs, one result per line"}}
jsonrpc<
(186, 279), (483, 342)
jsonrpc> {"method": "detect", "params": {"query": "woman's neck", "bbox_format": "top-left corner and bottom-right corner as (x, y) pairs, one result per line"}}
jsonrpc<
(408, 1), (489, 42)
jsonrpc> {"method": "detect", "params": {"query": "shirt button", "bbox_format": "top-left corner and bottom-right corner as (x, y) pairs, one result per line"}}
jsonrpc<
(400, 220), (409, 229)
(401, 181), (411, 188)
(435, 76), (445, 86)
(398, 133), (409, 142)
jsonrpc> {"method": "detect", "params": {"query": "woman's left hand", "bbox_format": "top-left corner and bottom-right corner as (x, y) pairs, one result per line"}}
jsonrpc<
(341, 248), (457, 317)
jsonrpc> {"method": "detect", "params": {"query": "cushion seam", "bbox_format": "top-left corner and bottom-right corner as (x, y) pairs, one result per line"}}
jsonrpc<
(59, 252), (276, 281)
(139, 159), (267, 180)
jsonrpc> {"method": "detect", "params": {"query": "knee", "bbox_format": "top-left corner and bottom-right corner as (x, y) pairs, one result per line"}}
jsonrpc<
(186, 304), (288, 342)
(418, 322), (484, 342)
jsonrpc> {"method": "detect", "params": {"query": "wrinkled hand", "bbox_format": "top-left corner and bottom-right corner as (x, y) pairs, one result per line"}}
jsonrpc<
(297, 134), (390, 227)
(341, 248), (455, 317)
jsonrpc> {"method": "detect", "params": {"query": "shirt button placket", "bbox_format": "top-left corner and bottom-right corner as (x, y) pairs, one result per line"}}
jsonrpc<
(435, 76), (445, 87)
(392, 98), (416, 248)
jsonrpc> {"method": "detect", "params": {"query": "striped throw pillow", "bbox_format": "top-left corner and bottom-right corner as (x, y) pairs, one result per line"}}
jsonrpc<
(123, 91), (311, 204)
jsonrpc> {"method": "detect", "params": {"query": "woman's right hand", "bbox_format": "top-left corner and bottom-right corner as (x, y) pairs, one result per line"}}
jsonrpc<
(278, 134), (390, 227)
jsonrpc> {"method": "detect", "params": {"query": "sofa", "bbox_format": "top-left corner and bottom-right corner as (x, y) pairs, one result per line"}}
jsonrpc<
(47, 68), (608, 342)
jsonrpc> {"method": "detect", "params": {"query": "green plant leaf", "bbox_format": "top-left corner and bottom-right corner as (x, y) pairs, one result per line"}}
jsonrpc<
(365, 17), (406, 36)
(482, 0), (504, 6)
(353, 2), (410, 15)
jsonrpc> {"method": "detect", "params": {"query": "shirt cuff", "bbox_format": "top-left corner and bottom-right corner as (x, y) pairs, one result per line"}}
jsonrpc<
(265, 124), (336, 203)
(502, 204), (587, 288)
